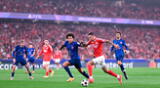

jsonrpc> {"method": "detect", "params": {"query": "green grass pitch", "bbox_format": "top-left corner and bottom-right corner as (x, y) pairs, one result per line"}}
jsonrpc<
(0, 68), (160, 88)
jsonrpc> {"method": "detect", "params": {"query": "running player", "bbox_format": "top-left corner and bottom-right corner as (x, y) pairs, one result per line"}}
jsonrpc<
(82, 32), (122, 84)
(60, 33), (89, 82)
(27, 43), (36, 73)
(36, 40), (54, 78)
(111, 32), (129, 80)
(10, 40), (34, 80)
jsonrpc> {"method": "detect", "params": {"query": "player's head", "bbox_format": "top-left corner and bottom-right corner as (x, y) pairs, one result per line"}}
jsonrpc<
(116, 32), (121, 39)
(20, 40), (25, 46)
(28, 43), (33, 48)
(44, 40), (49, 45)
(88, 32), (96, 41)
(66, 33), (75, 43)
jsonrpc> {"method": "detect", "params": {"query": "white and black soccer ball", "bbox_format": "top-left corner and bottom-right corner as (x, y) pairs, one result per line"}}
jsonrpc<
(81, 79), (89, 87)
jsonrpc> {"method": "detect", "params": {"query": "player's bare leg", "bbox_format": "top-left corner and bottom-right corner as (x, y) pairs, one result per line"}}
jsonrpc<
(43, 65), (50, 78)
(87, 61), (94, 83)
(25, 62), (30, 73)
(118, 61), (128, 80)
(10, 65), (16, 80)
(63, 62), (74, 82)
(25, 64), (34, 79)
(32, 63), (35, 73)
(102, 66), (122, 84)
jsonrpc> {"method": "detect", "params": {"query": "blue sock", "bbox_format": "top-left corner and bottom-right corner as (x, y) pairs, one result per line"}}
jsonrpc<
(64, 66), (73, 78)
(33, 65), (35, 71)
(11, 72), (15, 77)
(81, 71), (89, 79)
(28, 72), (32, 76)
(119, 64), (125, 72)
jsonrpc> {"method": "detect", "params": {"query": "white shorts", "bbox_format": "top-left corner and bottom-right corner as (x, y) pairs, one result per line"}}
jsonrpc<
(43, 61), (50, 66)
(92, 55), (106, 67)
(54, 59), (60, 63)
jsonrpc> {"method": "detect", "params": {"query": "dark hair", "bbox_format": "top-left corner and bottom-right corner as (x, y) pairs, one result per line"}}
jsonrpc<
(66, 33), (75, 39)
(116, 32), (121, 36)
(88, 32), (94, 35)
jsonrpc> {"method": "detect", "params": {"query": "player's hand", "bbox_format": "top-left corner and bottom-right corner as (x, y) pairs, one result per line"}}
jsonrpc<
(114, 44), (119, 49)
(124, 50), (130, 54)
(13, 59), (16, 63)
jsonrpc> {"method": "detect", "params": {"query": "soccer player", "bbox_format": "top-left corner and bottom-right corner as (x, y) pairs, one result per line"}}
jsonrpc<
(10, 40), (34, 80)
(111, 32), (129, 80)
(26, 43), (36, 73)
(53, 47), (62, 70)
(83, 32), (122, 84)
(36, 40), (54, 78)
(60, 33), (89, 82)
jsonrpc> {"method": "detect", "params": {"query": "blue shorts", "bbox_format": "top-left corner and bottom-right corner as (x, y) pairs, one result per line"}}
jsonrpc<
(14, 58), (27, 66)
(69, 59), (82, 69)
(116, 54), (124, 62)
(28, 57), (35, 64)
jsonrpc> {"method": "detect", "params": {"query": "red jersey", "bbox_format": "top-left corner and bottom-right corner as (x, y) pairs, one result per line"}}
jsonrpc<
(39, 45), (53, 61)
(54, 50), (62, 59)
(87, 38), (106, 57)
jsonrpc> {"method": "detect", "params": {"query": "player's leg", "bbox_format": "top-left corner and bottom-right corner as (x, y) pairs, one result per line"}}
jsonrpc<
(63, 61), (74, 82)
(31, 57), (35, 73)
(75, 59), (89, 79)
(24, 60), (34, 79)
(86, 60), (94, 83)
(42, 62), (50, 78)
(100, 56), (122, 84)
(102, 66), (122, 83)
(10, 61), (17, 80)
(117, 55), (128, 80)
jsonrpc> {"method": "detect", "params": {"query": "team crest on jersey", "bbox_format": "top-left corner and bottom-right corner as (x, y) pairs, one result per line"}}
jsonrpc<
(120, 42), (123, 44)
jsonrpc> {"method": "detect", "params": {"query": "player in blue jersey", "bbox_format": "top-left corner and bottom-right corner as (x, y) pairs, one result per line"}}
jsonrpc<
(111, 32), (129, 80)
(26, 43), (36, 73)
(10, 40), (34, 80)
(60, 33), (89, 82)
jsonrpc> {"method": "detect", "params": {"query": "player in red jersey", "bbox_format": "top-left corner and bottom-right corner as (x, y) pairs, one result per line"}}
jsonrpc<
(36, 40), (54, 78)
(82, 32), (122, 84)
(53, 47), (62, 70)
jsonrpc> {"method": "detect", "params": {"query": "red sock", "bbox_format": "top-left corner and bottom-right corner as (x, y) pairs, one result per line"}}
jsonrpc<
(87, 64), (93, 77)
(46, 71), (49, 76)
(106, 70), (118, 77)
(49, 69), (52, 73)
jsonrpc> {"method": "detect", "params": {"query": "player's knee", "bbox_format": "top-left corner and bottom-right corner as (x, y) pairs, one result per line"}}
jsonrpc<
(87, 61), (93, 66)
(63, 63), (67, 67)
(12, 65), (16, 70)
(117, 61), (122, 65)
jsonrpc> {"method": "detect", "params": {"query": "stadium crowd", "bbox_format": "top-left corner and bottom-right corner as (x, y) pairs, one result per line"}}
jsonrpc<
(0, 0), (160, 20)
(0, 23), (159, 59)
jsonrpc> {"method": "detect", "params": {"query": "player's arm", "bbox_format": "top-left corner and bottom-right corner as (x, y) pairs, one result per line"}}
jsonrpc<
(59, 41), (67, 50)
(100, 39), (119, 48)
(110, 45), (115, 52)
(122, 40), (129, 54)
(36, 49), (43, 59)
(59, 45), (66, 50)
(24, 46), (28, 58)
(32, 48), (36, 56)
(12, 47), (17, 63)
(49, 45), (54, 59)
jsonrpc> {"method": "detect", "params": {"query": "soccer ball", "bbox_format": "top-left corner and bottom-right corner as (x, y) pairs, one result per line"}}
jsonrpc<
(81, 79), (89, 87)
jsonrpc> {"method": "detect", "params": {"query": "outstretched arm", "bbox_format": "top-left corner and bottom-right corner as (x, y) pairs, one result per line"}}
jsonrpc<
(59, 45), (65, 50)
